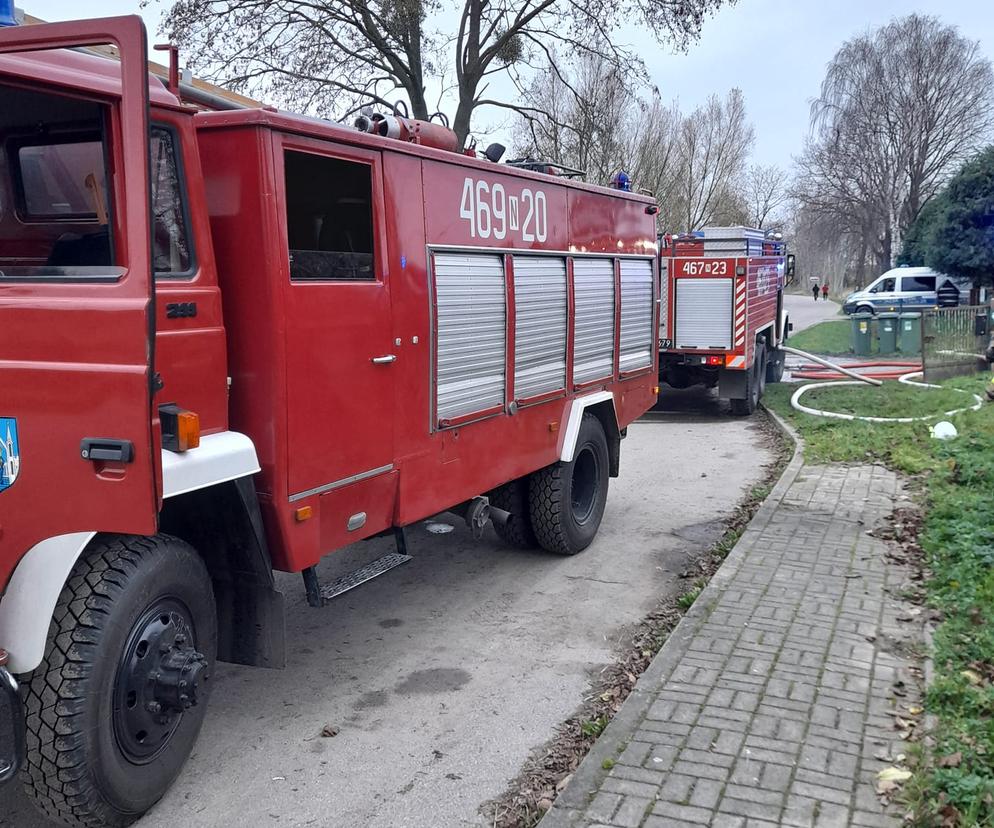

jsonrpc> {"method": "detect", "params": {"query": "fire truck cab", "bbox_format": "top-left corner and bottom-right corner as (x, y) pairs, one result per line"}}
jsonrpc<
(0, 16), (658, 826)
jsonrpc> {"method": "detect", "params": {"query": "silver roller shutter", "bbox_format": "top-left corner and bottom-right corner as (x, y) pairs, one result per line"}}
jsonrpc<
(674, 277), (733, 350)
(513, 256), (567, 400)
(572, 258), (616, 384)
(434, 253), (506, 423)
(619, 258), (654, 372)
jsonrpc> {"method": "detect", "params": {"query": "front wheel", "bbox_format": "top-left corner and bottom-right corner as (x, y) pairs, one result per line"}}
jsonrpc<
(21, 534), (217, 828)
(529, 413), (610, 555)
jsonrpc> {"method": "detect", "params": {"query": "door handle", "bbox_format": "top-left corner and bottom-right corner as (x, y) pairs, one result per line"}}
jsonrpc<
(81, 438), (134, 463)
(371, 355), (397, 364)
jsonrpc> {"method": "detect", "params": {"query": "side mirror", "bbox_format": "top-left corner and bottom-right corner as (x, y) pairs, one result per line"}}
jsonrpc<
(786, 254), (796, 284)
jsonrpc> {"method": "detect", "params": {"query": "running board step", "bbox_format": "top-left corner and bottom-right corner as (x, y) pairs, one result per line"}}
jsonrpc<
(302, 527), (412, 607)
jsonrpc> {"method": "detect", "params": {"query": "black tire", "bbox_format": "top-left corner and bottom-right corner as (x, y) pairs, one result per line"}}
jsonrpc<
(857, 304), (875, 315)
(529, 414), (610, 555)
(489, 477), (538, 549)
(756, 341), (768, 397)
(21, 534), (217, 828)
(765, 347), (785, 384)
(730, 346), (762, 416)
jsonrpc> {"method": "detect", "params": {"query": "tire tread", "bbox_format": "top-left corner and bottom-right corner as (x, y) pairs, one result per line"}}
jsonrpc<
(20, 534), (192, 828)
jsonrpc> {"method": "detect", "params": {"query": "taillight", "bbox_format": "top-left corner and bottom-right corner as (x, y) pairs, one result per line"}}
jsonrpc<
(707, 355), (724, 367)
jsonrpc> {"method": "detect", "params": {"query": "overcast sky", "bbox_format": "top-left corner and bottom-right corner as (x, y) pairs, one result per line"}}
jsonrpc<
(24, 0), (994, 170)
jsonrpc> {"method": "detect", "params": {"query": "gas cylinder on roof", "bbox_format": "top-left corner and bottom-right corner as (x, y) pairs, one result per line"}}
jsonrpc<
(354, 112), (460, 153)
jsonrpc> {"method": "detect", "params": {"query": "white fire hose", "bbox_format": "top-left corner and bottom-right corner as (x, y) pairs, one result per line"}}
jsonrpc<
(781, 345), (983, 423)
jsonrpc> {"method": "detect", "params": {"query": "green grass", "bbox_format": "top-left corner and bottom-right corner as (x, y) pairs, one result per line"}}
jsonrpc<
(787, 319), (853, 354)
(799, 381), (976, 420)
(765, 376), (994, 825)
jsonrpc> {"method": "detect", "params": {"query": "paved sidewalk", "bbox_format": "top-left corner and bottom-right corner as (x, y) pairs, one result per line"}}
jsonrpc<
(541, 441), (922, 827)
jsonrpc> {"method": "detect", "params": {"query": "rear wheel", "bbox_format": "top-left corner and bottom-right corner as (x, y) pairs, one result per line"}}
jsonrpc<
(489, 477), (538, 549)
(21, 534), (216, 828)
(765, 346), (785, 384)
(529, 414), (610, 555)
(730, 345), (763, 416)
(756, 341), (768, 397)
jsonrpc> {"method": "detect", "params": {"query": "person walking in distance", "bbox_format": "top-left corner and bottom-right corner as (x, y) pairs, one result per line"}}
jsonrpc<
(821, 283), (829, 301)
(812, 283), (820, 301)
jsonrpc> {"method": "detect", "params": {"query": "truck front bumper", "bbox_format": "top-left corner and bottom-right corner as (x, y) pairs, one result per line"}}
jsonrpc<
(0, 660), (24, 786)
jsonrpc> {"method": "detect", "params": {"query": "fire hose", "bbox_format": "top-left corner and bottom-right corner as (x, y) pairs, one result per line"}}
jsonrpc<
(780, 345), (983, 423)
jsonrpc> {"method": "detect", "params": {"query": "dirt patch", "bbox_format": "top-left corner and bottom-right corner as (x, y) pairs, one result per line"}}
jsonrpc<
(483, 410), (792, 828)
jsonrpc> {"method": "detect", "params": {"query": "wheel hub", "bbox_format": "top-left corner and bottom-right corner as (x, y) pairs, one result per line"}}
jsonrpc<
(114, 601), (207, 763)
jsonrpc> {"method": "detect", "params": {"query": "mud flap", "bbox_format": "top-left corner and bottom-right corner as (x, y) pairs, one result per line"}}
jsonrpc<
(717, 367), (748, 400)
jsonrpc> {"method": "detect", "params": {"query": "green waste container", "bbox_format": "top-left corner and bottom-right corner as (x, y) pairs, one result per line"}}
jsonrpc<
(898, 312), (921, 353)
(851, 312), (874, 355)
(877, 312), (898, 354)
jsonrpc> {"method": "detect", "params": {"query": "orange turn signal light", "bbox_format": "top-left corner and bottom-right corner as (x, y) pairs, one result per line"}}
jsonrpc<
(295, 506), (314, 522)
(160, 404), (201, 453)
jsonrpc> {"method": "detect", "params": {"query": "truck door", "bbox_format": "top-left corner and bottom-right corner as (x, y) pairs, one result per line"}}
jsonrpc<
(277, 138), (396, 539)
(0, 18), (158, 565)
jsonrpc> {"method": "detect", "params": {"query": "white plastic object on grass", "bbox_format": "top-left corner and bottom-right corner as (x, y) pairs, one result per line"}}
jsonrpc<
(930, 421), (958, 440)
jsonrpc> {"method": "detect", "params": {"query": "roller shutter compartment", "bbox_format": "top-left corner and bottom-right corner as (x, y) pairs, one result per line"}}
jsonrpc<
(674, 277), (733, 350)
(619, 258), (654, 372)
(513, 256), (567, 400)
(572, 258), (616, 384)
(434, 253), (506, 424)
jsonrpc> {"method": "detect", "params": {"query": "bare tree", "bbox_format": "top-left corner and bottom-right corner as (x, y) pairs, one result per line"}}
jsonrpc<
(796, 14), (994, 272)
(742, 163), (788, 229)
(515, 63), (753, 232)
(670, 89), (754, 230)
(161, 0), (732, 145)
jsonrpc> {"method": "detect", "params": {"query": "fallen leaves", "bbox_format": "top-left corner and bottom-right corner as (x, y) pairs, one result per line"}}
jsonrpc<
(876, 765), (912, 796)
(937, 752), (963, 768)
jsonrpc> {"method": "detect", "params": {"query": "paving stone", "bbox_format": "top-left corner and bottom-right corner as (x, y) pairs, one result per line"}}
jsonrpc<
(540, 464), (922, 828)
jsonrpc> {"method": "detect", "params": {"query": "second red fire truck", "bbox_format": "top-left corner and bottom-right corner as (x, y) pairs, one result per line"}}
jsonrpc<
(0, 15), (658, 826)
(658, 227), (795, 414)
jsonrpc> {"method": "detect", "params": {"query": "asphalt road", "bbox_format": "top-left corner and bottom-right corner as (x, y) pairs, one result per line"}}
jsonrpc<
(784, 292), (841, 335)
(2, 399), (774, 828)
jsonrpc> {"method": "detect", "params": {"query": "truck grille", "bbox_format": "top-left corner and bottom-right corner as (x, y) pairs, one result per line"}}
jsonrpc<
(674, 278), (733, 350)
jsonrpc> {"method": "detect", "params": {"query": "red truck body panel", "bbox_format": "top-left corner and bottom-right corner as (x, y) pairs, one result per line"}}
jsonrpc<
(194, 111), (658, 573)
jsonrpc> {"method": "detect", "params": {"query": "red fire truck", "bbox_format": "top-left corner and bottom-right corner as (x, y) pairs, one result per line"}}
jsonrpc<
(0, 16), (659, 826)
(658, 227), (795, 414)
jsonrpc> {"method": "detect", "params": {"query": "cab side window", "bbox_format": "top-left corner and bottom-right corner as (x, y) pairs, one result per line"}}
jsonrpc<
(871, 277), (895, 293)
(150, 127), (194, 277)
(284, 150), (375, 282)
